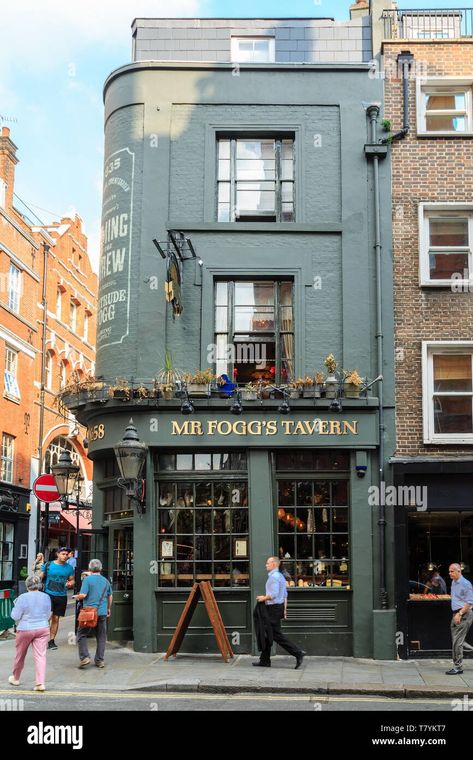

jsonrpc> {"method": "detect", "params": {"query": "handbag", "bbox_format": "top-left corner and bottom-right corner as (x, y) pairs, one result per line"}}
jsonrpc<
(77, 578), (109, 628)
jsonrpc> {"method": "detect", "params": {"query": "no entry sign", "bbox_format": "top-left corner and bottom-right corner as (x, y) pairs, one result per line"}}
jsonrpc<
(33, 474), (60, 503)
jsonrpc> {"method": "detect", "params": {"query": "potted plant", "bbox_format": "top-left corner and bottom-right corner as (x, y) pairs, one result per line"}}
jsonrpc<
(343, 369), (363, 399)
(156, 351), (182, 399)
(324, 354), (338, 399)
(287, 381), (301, 400)
(183, 368), (215, 397)
(108, 377), (131, 401)
(241, 382), (259, 401)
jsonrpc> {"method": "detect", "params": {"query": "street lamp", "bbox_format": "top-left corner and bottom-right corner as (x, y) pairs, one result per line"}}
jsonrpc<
(51, 449), (80, 499)
(114, 419), (148, 514)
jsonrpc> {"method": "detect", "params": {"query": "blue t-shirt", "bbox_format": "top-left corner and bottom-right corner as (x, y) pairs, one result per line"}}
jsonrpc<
(80, 575), (112, 616)
(41, 561), (74, 597)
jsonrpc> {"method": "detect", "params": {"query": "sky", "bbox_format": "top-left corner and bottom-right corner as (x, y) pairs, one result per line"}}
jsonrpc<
(1, 0), (469, 271)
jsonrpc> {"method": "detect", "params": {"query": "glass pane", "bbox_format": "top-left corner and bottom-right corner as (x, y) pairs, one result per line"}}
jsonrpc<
(282, 204), (294, 222)
(214, 562), (231, 587)
(235, 307), (274, 332)
(218, 140), (230, 159)
(218, 183), (230, 203)
(213, 453), (230, 470)
(159, 562), (175, 587)
(281, 182), (294, 202)
(282, 140), (294, 159)
(195, 535), (211, 559)
(313, 507), (330, 532)
(315, 536), (331, 559)
(295, 562), (315, 586)
(176, 537), (193, 560)
(215, 306), (228, 332)
(218, 204), (230, 222)
(313, 481), (330, 505)
(433, 354), (472, 392)
(230, 482), (248, 506)
(429, 252), (469, 279)
(213, 509), (231, 533)
(216, 334), (229, 362)
(218, 159), (230, 181)
(195, 563), (212, 580)
(236, 159), (275, 181)
(231, 562), (249, 586)
(279, 480), (295, 506)
(214, 482), (230, 507)
(296, 480), (312, 505)
(236, 140), (275, 159)
(426, 114), (466, 132)
(159, 509), (175, 533)
(333, 508), (349, 532)
(159, 454), (175, 471)
(230, 451), (247, 470)
(195, 510), (211, 534)
(176, 456), (193, 472)
(281, 159), (294, 181)
(176, 510), (193, 534)
(236, 190), (275, 213)
(278, 507), (294, 533)
(279, 534), (295, 559)
(215, 281), (228, 306)
(159, 484), (175, 507)
(195, 453), (212, 470)
(332, 480), (348, 505)
(296, 534), (313, 559)
(425, 92), (466, 111)
(232, 509), (248, 533)
(176, 482), (194, 507)
(279, 281), (293, 306)
(434, 395), (473, 433)
(176, 563), (193, 586)
(195, 482), (212, 507)
(235, 281), (274, 305)
(430, 218), (469, 247)
(331, 535), (349, 559)
(214, 535), (231, 559)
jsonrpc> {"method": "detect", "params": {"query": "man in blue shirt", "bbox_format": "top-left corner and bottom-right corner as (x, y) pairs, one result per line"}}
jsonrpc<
(74, 558), (113, 669)
(253, 556), (306, 669)
(446, 563), (473, 675)
(39, 547), (75, 650)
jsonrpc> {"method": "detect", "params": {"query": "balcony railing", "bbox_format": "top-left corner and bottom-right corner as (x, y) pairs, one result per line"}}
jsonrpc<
(382, 8), (473, 40)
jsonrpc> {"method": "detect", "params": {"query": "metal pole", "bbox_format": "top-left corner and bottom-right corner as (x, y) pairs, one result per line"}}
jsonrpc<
(37, 242), (50, 556)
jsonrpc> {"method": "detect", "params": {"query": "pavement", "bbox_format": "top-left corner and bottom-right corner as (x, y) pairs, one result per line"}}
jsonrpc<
(2, 603), (473, 698)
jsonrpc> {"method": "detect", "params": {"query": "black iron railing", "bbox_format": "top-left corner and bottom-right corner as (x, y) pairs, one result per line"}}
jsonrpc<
(382, 8), (473, 39)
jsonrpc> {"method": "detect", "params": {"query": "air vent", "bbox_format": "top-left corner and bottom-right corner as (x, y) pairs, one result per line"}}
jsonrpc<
(287, 607), (337, 622)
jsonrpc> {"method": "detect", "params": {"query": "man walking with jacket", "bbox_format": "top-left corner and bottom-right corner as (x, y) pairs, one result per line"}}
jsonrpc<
(446, 563), (473, 675)
(253, 556), (305, 669)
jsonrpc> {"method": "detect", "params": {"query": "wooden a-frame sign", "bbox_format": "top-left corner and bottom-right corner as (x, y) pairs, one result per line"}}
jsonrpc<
(165, 581), (234, 662)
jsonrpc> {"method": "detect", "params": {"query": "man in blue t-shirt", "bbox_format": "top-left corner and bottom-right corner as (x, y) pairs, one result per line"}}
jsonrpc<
(74, 558), (113, 669)
(40, 547), (75, 650)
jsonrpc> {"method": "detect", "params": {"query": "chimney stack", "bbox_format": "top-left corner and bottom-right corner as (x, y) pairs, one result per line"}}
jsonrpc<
(0, 127), (18, 210)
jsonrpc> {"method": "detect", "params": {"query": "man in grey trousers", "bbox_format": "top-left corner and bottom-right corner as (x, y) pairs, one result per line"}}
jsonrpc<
(446, 563), (473, 675)
(74, 559), (112, 669)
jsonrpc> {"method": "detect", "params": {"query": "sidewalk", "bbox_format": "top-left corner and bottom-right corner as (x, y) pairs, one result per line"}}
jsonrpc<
(2, 609), (473, 698)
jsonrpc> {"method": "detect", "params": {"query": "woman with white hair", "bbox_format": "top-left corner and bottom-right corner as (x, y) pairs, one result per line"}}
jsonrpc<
(73, 559), (112, 669)
(8, 574), (52, 692)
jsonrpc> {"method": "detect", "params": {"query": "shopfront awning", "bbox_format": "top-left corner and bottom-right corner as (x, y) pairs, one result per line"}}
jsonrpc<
(60, 510), (92, 531)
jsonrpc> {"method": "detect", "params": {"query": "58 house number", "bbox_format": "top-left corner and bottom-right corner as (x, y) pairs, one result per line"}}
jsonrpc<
(87, 424), (105, 442)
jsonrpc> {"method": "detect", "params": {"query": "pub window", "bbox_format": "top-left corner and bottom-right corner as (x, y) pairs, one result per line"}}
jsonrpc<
(0, 434), (14, 483)
(217, 137), (295, 222)
(0, 521), (14, 580)
(215, 279), (294, 384)
(112, 527), (133, 591)
(408, 511), (473, 596)
(423, 343), (473, 443)
(156, 451), (249, 588)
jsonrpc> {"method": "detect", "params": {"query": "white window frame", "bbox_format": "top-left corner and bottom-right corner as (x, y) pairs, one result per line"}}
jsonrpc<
(417, 77), (473, 136)
(1, 434), (14, 483)
(59, 361), (67, 390)
(45, 350), (54, 391)
(231, 36), (275, 64)
(83, 312), (89, 342)
(56, 288), (62, 320)
(422, 341), (473, 444)
(4, 346), (20, 400)
(8, 263), (21, 313)
(69, 300), (77, 332)
(419, 203), (473, 287)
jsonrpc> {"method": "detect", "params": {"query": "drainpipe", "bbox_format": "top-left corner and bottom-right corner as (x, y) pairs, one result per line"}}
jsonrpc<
(366, 106), (388, 609)
(37, 241), (50, 555)
(381, 51), (414, 144)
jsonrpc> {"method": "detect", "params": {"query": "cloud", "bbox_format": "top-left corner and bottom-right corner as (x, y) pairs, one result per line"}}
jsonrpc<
(0, 0), (204, 73)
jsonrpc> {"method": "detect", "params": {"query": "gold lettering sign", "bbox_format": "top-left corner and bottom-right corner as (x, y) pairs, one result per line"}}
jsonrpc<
(171, 420), (358, 436)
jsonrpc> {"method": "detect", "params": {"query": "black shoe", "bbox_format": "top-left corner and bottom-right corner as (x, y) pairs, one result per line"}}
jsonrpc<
(295, 651), (306, 670)
(445, 667), (463, 675)
(47, 640), (58, 651)
(252, 661), (271, 667)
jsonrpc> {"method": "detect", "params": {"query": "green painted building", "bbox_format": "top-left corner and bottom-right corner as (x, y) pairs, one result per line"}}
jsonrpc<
(72, 16), (396, 658)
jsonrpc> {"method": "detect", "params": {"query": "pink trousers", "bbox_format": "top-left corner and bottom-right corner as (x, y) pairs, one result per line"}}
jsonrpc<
(12, 627), (49, 685)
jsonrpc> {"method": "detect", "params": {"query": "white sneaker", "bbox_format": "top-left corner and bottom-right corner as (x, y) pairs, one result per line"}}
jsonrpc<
(8, 675), (20, 686)
(34, 684), (46, 692)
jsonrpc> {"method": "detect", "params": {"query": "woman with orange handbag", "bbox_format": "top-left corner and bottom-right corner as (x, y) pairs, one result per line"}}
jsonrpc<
(73, 559), (112, 669)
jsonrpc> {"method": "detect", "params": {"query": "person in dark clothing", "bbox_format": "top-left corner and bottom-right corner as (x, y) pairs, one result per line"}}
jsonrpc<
(253, 556), (306, 669)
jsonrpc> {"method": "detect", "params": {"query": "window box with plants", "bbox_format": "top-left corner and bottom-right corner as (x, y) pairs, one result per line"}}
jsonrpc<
(108, 378), (132, 401)
(343, 370), (363, 399)
(156, 351), (182, 399)
(241, 382), (259, 401)
(286, 382), (301, 400)
(183, 369), (215, 397)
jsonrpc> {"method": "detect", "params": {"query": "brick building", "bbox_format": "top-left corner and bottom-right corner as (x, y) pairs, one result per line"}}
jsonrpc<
(382, 8), (473, 656)
(0, 127), (97, 591)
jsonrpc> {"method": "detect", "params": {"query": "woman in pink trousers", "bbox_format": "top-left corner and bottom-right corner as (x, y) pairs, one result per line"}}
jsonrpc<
(8, 574), (51, 692)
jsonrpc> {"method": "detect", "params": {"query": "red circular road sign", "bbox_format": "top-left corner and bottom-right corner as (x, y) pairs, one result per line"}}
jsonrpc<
(33, 474), (60, 503)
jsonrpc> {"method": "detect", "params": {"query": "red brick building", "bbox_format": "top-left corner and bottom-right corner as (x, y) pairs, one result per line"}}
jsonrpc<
(383, 9), (473, 656)
(0, 127), (97, 590)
